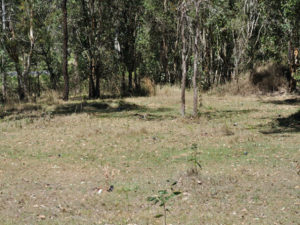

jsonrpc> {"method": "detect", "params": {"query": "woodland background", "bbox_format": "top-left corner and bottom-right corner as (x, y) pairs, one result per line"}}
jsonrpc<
(0, 0), (299, 108)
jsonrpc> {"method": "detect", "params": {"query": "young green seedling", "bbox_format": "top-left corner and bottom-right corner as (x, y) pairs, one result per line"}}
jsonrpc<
(188, 143), (202, 175)
(147, 183), (181, 225)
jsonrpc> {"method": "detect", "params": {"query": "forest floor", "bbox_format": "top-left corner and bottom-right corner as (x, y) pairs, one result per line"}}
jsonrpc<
(0, 86), (299, 225)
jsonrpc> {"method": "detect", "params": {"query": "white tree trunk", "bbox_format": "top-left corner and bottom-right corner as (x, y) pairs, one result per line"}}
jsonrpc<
(192, 0), (201, 117)
(1, 0), (7, 101)
(180, 1), (188, 117)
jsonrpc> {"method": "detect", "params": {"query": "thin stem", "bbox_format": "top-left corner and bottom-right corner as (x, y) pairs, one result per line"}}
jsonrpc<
(163, 204), (167, 225)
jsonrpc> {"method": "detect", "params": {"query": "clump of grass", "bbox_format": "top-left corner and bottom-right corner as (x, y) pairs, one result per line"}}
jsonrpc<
(140, 77), (156, 96)
(139, 127), (148, 134)
(156, 85), (181, 97)
(39, 90), (61, 105)
(207, 72), (261, 96)
(222, 124), (235, 136)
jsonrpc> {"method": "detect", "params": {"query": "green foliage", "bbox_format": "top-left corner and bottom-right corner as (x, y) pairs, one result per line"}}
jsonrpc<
(147, 183), (181, 225)
(188, 143), (202, 175)
(1, 0), (299, 101)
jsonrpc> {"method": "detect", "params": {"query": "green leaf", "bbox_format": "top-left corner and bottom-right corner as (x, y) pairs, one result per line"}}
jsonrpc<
(147, 196), (157, 202)
(154, 214), (164, 218)
(196, 161), (202, 169)
(158, 190), (168, 195)
(165, 195), (173, 201)
(173, 191), (181, 195)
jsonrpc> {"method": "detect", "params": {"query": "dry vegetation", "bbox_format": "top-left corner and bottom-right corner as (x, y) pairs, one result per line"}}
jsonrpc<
(0, 86), (299, 225)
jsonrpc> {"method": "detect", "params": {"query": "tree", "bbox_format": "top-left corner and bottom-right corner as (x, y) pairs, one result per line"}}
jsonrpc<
(191, 0), (201, 117)
(117, 0), (142, 93)
(0, 0), (298, 103)
(62, 0), (69, 101)
(1, 0), (7, 102)
(35, 0), (61, 91)
(179, 0), (189, 117)
(3, 0), (36, 100)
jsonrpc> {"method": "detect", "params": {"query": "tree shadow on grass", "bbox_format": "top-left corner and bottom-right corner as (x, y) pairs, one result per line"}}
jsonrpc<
(51, 100), (176, 121)
(1, 100), (175, 121)
(260, 97), (300, 134)
(199, 109), (258, 120)
(261, 110), (300, 134)
(263, 97), (300, 106)
(53, 100), (144, 115)
(0, 104), (42, 120)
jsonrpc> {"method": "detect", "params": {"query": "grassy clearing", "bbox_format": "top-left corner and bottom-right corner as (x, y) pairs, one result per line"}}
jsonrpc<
(0, 86), (299, 225)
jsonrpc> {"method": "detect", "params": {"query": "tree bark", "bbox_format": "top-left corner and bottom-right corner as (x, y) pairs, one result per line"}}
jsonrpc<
(1, 0), (7, 102)
(17, 2), (35, 99)
(95, 63), (100, 98)
(73, 51), (81, 95)
(15, 62), (25, 100)
(62, 0), (69, 101)
(180, 1), (187, 117)
(128, 70), (133, 92)
(192, 0), (200, 117)
(121, 68), (126, 96)
(1, 0), (5, 29)
(88, 59), (96, 98)
(22, 6), (34, 98)
(1, 58), (7, 102)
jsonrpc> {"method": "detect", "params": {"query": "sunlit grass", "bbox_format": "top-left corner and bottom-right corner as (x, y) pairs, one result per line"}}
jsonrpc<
(0, 86), (299, 224)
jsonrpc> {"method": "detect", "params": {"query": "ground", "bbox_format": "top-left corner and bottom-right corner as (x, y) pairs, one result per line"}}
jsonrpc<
(0, 87), (299, 225)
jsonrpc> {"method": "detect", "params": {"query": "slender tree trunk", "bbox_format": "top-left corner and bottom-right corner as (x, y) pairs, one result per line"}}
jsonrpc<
(73, 51), (81, 95)
(48, 64), (57, 90)
(91, 57), (96, 97)
(164, 0), (167, 12)
(1, 0), (7, 102)
(162, 36), (170, 83)
(95, 64), (100, 98)
(192, 49), (198, 117)
(21, 2), (35, 99)
(62, 0), (69, 101)
(161, 1), (170, 84)
(15, 63), (25, 101)
(134, 68), (139, 90)
(180, 2), (187, 117)
(1, 58), (7, 102)
(192, 0), (201, 117)
(37, 72), (40, 97)
(90, 0), (100, 98)
(89, 60), (96, 98)
(1, 0), (4, 28)
(128, 70), (132, 92)
(122, 68), (126, 95)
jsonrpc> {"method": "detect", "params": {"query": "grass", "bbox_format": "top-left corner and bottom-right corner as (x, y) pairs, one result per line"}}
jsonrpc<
(0, 86), (299, 225)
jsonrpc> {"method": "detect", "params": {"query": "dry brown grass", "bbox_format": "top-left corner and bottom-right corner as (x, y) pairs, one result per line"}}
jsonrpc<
(207, 73), (261, 96)
(140, 77), (156, 96)
(0, 86), (299, 224)
(209, 63), (297, 96)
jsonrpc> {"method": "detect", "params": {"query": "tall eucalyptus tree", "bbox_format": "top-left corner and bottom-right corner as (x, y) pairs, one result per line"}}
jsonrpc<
(62, 0), (69, 100)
